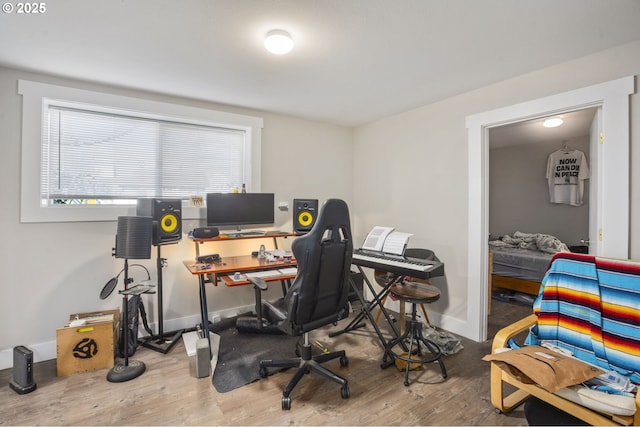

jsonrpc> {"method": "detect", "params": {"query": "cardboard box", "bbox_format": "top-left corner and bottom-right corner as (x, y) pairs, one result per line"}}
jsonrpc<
(483, 345), (604, 392)
(56, 309), (120, 376)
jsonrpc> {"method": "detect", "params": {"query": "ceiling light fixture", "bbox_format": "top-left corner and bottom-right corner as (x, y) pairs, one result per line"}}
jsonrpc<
(264, 29), (294, 55)
(543, 117), (564, 128)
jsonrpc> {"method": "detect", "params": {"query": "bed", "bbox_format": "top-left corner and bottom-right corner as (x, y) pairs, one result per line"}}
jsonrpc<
(489, 246), (552, 296)
(488, 231), (570, 297)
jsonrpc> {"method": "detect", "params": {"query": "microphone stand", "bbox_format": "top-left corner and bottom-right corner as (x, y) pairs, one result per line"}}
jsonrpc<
(107, 259), (146, 382)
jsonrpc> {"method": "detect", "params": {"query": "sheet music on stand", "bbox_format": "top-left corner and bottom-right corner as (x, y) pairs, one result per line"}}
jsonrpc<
(360, 226), (413, 255)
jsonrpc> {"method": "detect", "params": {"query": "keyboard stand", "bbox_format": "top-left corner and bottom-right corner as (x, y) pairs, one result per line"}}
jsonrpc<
(329, 265), (403, 350)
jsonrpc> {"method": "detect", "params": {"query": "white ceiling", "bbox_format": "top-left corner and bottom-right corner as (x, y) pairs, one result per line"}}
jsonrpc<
(489, 108), (597, 149)
(1, 0), (640, 127)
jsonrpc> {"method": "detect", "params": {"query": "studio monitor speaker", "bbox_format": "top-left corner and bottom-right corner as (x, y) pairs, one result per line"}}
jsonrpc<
(293, 199), (318, 235)
(10, 345), (36, 394)
(137, 198), (182, 246)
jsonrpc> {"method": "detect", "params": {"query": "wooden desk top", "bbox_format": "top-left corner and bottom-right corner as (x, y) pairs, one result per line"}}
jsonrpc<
(219, 271), (297, 287)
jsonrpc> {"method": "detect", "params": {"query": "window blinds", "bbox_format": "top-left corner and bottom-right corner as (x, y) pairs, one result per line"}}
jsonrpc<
(42, 105), (247, 202)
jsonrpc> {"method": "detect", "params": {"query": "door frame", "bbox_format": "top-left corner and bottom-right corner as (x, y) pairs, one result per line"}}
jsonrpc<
(465, 76), (634, 342)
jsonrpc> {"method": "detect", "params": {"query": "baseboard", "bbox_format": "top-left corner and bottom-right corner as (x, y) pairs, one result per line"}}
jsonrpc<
(0, 305), (254, 371)
(429, 312), (468, 340)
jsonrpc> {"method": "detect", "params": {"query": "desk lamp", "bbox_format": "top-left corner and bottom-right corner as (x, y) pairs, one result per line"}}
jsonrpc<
(107, 216), (152, 383)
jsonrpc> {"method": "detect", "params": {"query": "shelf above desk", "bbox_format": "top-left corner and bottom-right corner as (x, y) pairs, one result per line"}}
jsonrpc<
(190, 230), (297, 258)
(190, 230), (296, 243)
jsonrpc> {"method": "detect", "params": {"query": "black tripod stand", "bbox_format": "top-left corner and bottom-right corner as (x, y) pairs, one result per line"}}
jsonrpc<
(107, 216), (153, 383)
(141, 245), (183, 354)
(107, 258), (147, 382)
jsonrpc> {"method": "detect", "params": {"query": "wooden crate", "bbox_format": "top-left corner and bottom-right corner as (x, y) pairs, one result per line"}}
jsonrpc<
(56, 309), (120, 376)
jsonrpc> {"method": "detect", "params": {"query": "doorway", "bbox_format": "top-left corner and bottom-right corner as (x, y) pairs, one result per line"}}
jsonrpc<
(486, 108), (597, 333)
(488, 108), (596, 250)
(465, 76), (633, 342)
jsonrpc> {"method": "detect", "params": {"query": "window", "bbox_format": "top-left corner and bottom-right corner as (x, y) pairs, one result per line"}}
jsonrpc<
(19, 80), (263, 222)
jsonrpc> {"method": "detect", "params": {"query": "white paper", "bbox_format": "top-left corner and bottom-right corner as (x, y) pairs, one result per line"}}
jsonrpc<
(360, 226), (413, 255)
(361, 226), (395, 251)
(209, 332), (221, 377)
(182, 330), (200, 357)
(382, 231), (414, 255)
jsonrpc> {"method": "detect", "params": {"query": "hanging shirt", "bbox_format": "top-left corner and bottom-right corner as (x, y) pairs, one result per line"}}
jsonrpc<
(546, 149), (590, 206)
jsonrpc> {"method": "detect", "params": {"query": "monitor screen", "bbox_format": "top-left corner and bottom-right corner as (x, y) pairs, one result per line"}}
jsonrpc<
(206, 193), (275, 227)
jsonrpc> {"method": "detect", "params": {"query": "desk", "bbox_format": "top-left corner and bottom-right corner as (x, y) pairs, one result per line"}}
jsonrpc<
(183, 232), (297, 357)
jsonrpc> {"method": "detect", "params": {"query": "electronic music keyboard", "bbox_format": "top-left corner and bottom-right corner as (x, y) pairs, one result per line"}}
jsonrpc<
(351, 249), (444, 279)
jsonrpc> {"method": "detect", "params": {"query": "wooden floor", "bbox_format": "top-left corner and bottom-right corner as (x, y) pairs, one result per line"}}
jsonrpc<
(0, 299), (531, 426)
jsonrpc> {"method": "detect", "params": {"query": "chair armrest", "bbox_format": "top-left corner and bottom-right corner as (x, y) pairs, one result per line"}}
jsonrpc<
(246, 276), (268, 291)
(491, 313), (537, 353)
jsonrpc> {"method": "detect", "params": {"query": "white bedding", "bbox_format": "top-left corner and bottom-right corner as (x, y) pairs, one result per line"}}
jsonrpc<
(489, 231), (569, 283)
(490, 231), (569, 254)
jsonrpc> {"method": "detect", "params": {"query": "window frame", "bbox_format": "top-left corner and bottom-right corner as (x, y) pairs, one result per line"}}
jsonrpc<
(19, 80), (264, 223)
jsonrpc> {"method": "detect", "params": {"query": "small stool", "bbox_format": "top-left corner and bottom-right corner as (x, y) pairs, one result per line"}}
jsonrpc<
(381, 280), (447, 386)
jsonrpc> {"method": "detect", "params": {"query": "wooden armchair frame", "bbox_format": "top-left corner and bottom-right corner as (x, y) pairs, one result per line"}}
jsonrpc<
(491, 314), (640, 426)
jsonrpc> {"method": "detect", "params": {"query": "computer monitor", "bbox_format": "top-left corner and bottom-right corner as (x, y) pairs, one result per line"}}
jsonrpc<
(206, 193), (275, 229)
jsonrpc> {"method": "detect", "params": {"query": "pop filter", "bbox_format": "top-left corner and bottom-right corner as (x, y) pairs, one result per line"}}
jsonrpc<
(100, 277), (118, 300)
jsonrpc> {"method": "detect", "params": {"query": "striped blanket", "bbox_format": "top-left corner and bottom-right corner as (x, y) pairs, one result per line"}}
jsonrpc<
(527, 252), (640, 384)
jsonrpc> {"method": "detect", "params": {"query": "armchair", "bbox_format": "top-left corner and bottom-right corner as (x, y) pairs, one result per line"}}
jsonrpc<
(245, 198), (353, 410)
(489, 252), (640, 426)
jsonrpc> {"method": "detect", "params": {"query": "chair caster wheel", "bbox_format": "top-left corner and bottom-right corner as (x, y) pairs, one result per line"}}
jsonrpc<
(404, 380), (410, 387)
(341, 385), (350, 399)
(282, 396), (291, 410)
(259, 366), (268, 378)
(494, 408), (502, 414)
(340, 356), (349, 367)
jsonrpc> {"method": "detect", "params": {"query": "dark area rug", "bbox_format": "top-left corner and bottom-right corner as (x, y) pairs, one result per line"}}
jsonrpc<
(210, 316), (300, 393)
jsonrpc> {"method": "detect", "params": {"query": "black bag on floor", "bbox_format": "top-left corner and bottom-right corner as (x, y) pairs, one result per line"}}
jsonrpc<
(118, 295), (153, 357)
(119, 295), (140, 357)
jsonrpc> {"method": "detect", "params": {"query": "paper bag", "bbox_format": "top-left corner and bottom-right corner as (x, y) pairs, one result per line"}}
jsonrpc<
(483, 345), (605, 392)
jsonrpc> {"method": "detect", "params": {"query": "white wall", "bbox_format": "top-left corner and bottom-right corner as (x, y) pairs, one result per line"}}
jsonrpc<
(0, 66), (353, 367)
(353, 40), (640, 338)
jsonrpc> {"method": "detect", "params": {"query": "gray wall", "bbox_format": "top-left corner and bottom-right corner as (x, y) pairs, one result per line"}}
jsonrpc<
(489, 136), (590, 246)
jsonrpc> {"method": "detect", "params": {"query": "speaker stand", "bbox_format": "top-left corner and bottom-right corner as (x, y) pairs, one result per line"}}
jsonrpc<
(141, 245), (183, 354)
(108, 259), (146, 383)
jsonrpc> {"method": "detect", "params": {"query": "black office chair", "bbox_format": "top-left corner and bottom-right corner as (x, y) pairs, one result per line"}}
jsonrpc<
(245, 198), (353, 410)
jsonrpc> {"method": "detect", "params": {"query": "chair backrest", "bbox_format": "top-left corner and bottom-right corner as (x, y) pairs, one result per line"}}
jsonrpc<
(529, 252), (640, 382)
(283, 199), (353, 334)
(404, 248), (439, 263)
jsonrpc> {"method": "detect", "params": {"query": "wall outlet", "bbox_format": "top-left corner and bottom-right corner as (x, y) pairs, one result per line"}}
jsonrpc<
(278, 201), (289, 211)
